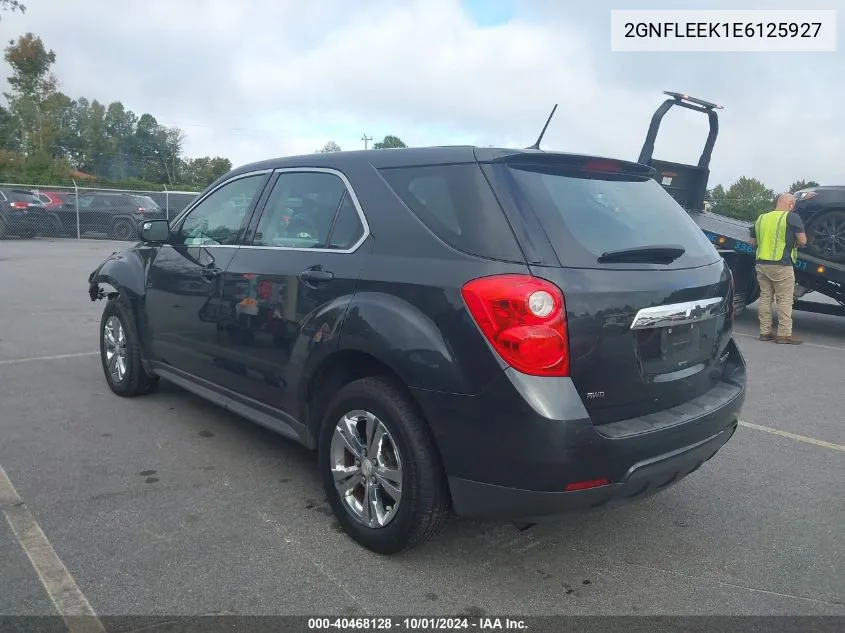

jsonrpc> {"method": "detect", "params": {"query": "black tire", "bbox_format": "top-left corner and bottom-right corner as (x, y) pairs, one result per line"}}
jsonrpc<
(44, 216), (64, 238)
(99, 296), (159, 397)
(318, 376), (449, 554)
(806, 209), (845, 263)
(111, 217), (137, 241)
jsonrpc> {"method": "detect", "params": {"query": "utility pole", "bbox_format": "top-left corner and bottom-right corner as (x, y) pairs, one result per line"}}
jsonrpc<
(361, 134), (372, 150)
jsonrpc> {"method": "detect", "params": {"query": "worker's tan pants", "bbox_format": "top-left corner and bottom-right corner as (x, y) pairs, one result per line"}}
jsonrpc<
(756, 263), (795, 337)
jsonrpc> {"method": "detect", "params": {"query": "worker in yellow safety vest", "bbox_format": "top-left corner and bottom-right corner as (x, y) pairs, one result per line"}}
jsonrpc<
(748, 192), (807, 344)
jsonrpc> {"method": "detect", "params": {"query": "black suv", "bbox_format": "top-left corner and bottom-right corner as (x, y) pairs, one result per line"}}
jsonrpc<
(145, 191), (200, 219)
(0, 187), (47, 238)
(59, 191), (165, 240)
(88, 146), (747, 554)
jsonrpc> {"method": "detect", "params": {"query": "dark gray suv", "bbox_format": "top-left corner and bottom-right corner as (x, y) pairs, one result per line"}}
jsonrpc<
(88, 146), (747, 554)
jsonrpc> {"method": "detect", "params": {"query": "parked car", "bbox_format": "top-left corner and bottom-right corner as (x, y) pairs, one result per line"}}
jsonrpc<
(57, 191), (166, 240)
(31, 190), (76, 210)
(87, 146), (747, 554)
(0, 187), (49, 238)
(793, 186), (845, 263)
(145, 191), (200, 218)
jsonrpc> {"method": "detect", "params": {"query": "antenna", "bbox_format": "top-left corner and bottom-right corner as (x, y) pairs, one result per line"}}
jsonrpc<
(526, 104), (558, 150)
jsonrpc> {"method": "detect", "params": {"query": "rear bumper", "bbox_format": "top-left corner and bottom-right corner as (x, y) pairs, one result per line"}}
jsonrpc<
(412, 338), (746, 522)
(1, 212), (46, 233)
(448, 422), (736, 522)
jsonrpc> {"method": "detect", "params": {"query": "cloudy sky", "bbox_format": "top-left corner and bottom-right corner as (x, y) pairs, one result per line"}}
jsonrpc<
(1, 0), (842, 191)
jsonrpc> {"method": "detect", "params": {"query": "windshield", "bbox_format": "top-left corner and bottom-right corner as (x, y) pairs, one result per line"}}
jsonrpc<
(501, 165), (720, 269)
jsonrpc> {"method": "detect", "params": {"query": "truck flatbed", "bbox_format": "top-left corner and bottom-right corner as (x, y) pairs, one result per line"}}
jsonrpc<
(692, 209), (845, 286)
(640, 91), (845, 318)
(691, 210), (845, 316)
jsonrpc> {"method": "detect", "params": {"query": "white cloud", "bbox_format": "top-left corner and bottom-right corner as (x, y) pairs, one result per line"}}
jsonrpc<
(0, 0), (842, 191)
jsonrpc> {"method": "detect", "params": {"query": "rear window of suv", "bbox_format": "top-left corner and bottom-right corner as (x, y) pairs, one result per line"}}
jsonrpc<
(497, 163), (720, 269)
(7, 190), (41, 204)
(378, 163), (523, 262)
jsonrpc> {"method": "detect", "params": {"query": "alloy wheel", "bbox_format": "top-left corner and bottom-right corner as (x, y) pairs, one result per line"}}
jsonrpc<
(103, 315), (128, 383)
(329, 409), (403, 528)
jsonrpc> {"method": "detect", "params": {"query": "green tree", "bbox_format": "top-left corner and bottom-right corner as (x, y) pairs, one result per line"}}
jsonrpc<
(3, 33), (59, 155)
(710, 177), (774, 221)
(318, 140), (342, 153)
(102, 101), (138, 180)
(153, 125), (184, 185)
(0, 104), (16, 150)
(789, 179), (820, 193)
(43, 91), (75, 159)
(0, 31), (234, 189)
(130, 112), (184, 184)
(82, 99), (108, 174)
(372, 134), (406, 149)
(182, 156), (232, 187)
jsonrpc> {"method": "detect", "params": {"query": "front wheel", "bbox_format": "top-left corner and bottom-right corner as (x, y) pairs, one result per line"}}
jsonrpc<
(318, 376), (449, 554)
(99, 297), (159, 397)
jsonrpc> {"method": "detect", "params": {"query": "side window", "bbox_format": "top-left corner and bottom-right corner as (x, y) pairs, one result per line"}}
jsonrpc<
(328, 195), (365, 250)
(407, 176), (462, 235)
(77, 196), (95, 208)
(378, 163), (523, 261)
(252, 171), (348, 249)
(178, 174), (266, 246)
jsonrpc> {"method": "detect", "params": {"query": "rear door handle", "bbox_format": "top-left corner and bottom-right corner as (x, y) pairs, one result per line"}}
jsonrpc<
(298, 268), (334, 285)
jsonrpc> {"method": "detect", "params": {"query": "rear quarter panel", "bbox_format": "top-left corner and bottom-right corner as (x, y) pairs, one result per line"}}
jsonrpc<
(334, 159), (528, 395)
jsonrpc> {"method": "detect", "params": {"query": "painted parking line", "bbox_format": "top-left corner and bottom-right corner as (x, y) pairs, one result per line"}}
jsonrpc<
(739, 420), (845, 453)
(0, 465), (105, 633)
(0, 351), (99, 366)
(733, 331), (845, 353)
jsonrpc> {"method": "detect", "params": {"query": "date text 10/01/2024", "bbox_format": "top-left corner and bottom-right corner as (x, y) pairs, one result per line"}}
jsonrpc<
(624, 21), (823, 38)
(308, 617), (529, 631)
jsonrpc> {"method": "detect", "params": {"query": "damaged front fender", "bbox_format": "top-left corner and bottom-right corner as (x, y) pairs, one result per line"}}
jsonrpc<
(87, 248), (149, 302)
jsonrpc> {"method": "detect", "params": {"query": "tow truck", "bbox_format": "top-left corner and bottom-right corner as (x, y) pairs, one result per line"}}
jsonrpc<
(638, 91), (845, 319)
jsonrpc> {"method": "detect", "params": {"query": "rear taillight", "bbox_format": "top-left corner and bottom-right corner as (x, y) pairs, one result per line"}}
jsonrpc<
(461, 274), (569, 377)
(11, 201), (28, 209)
(135, 207), (146, 214)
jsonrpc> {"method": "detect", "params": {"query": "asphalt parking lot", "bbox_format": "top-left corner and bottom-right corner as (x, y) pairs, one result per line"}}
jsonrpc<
(1, 239), (843, 620)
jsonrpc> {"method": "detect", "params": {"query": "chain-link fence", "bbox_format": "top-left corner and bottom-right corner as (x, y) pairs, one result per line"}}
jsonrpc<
(0, 182), (201, 242)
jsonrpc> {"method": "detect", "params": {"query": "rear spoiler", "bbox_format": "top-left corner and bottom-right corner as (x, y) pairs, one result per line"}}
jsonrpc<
(476, 149), (657, 179)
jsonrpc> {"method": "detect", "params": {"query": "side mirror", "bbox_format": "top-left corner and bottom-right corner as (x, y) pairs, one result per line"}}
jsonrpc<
(140, 219), (171, 243)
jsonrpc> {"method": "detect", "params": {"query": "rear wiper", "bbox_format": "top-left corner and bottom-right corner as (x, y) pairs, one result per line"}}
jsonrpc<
(598, 244), (685, 264)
